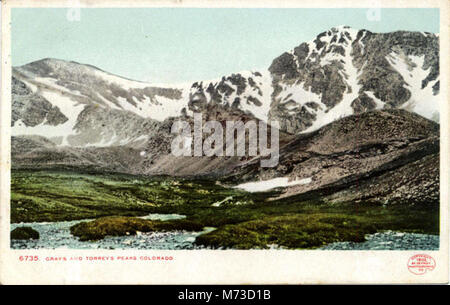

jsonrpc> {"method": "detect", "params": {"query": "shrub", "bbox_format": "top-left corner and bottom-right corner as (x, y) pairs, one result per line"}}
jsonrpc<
(11, 227), (40, 240)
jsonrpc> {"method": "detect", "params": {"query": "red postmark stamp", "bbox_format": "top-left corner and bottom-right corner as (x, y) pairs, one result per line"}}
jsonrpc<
(407, 254), (436, 275)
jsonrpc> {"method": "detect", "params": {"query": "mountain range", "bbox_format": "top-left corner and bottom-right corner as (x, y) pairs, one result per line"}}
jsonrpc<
(11, 26), (440, 204)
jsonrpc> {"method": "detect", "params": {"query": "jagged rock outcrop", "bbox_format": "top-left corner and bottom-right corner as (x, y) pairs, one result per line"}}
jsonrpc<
(267, 26), (439, 133)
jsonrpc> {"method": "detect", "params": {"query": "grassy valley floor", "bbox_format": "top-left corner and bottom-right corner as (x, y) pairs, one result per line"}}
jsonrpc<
(11, 170), (439, 249)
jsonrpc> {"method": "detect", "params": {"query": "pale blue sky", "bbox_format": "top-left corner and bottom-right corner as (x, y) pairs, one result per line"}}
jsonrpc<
(12, 8), (439, 83)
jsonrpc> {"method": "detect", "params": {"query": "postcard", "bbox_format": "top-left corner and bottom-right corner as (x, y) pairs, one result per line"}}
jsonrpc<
(0, 0), (448, 285)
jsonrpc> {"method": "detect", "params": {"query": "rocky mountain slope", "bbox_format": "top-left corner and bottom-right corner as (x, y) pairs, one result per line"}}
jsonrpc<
(223, 109), (439, 205)
(12, 108), (440, 205)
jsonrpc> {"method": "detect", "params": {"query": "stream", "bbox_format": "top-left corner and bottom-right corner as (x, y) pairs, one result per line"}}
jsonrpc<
(11, 214), (215, 250)
(11, 215), (439, 250)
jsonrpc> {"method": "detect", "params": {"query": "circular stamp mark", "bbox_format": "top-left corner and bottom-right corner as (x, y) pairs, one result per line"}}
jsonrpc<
(407, 254), (436, 275)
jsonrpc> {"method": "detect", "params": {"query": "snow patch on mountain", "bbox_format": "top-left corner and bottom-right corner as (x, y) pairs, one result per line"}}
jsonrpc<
(12, 90), (85, 145)
(235, 177), (312, 192)
(92, 70), (151, 90)
(239, 71), (273, 122)
(303, 27), (365, 133)
(387, 53), (439, 122)
(365, 91), (385, 109)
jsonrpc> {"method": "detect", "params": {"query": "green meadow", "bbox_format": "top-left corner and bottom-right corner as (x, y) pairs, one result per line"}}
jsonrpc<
(11, 170), (439, 249)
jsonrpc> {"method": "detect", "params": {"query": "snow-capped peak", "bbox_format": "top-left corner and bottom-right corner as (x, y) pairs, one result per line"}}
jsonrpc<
(12, 26), (440, 149)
